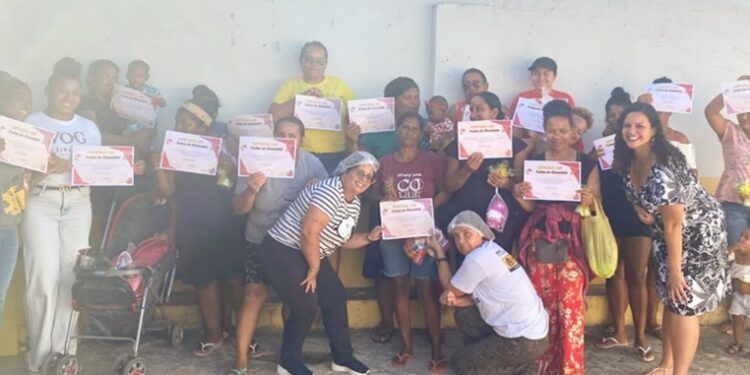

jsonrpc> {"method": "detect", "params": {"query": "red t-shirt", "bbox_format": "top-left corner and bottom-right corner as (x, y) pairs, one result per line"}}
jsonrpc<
(452, 100), (470, 123)
(509, 89), (576, 116)
(376, 150), (446, 200)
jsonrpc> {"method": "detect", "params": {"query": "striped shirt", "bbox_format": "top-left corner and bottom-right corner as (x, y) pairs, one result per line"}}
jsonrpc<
(268, 176), (361, 258)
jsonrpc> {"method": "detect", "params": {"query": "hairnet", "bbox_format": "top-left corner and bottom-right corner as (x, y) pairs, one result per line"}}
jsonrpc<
(447, 210), (495, 241)
(333, 151), (380, 176)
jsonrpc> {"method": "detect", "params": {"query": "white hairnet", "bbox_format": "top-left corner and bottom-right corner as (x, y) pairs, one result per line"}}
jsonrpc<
(448, 210), (496, 241)
(333, 151), (380, 176)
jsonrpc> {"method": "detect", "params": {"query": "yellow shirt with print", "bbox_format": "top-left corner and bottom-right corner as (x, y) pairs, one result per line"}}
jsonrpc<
(272, 76), (354, 154)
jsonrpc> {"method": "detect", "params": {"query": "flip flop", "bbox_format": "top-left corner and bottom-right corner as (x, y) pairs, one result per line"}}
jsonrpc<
(647, 325), (663, 339)
(226, 368), (247, 375)
(642, 367), (672, 375)
(636, 346), (655, 362)
(370, 328), (395, 343)
(248, 342), (273, 359)
(391, 353), (412, 367)
(726, 343), (744, 355)
(718, 324), (734, 336)
(429, 358), (449, 373)
(596, 336), (629, 349)
(193, 340), (223, 357)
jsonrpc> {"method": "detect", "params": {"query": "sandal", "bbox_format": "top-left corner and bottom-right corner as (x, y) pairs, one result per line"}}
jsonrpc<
(193, 340), (223, 357)
(226, 368), (247, 375)
(647, 325), (663, 340)
(603, 325), (616, 337)
(391, 353), (412, 367)
(248, 342), (273, 359)
(642, 367), (672, 375)
(726, 343), (744, 355)
(429, 358), (449, 373)
(597, 336), (629, 349)
(370, 327), (395, 343)
(636, 346), (655, 362)
(718, 323), (734, 336)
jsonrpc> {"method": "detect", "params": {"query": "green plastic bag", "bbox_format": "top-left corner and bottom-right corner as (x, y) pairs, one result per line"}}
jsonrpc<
(581, 198), (618, 278)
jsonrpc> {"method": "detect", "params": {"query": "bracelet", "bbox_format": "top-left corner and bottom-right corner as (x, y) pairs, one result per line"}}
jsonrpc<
(436, 257), (448, 263)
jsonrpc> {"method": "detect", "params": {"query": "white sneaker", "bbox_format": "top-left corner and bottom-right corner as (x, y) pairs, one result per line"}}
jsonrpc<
(331, 360), (369, 375)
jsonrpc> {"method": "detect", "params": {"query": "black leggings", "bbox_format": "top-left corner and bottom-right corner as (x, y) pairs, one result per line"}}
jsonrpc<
(259, 236), (353, 366)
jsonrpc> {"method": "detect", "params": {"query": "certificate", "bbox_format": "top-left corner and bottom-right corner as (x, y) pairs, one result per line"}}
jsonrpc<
(0, 116), (56, 173)
(71, 146), (134, 186)
(227, 114), (274, 137)
(294, 95), (342, 131)
(593, 134), (616, 171)
(238, 137), (297, 179)
(523, 160), (582, 202)
(645, 83), (694, 114)
(347, 97), (395, 134)
(110, 84), (159, 126)
(722, 80), (750, 115)
(380, 198), (435, 240)
(456, 120), (513, 160)
(512, 97), (545, 133)
(159, 130), (222, 176)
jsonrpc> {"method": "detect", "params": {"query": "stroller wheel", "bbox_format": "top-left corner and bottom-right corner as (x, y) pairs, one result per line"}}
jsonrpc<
(41, 353), (63, 375)
(121, 356), (147, 375)
(168, 323), (184, 348)
(54, 354), (80, 375)
(111, 353), (131, 374)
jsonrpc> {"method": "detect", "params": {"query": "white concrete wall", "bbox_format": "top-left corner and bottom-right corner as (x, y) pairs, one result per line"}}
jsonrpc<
(433, 1), (750, 176)
(2, 0), (747, 177)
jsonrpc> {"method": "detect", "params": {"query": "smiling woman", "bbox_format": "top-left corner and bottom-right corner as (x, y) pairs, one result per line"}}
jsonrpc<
(258, 151), (381, 375)
(269, 41), (354, 175)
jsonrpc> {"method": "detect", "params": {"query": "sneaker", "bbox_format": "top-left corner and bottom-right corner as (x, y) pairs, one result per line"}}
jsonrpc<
(276, 363), (313, 375)
(331, 357), (369, 375)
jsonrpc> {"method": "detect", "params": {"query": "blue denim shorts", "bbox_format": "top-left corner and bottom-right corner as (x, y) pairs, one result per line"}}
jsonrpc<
(380, 239), (438, 280)
(722, 202), (750, 246)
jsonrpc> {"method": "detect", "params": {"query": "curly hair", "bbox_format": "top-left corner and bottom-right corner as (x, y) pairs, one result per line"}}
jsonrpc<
(612, 102), (686, 174)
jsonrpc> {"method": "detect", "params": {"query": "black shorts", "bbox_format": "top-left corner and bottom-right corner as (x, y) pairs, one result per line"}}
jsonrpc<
(244, 241), (267, 285)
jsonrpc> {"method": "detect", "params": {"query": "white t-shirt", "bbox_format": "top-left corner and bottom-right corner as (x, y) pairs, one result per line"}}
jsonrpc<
(669, 140), (697, 171)
(26, 111), (102, 186)
(451, 241), (549, 340)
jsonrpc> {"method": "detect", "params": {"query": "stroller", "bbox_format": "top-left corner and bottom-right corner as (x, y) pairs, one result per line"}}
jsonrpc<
(40, 192), (181, 375)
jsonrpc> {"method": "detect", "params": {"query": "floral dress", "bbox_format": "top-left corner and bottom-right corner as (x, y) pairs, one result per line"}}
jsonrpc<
(624, 161), (731, 316)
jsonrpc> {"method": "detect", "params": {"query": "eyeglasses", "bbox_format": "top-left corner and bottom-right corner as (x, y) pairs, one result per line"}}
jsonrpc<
(352, 168), (374, 183)
(302, 56), (327, 66)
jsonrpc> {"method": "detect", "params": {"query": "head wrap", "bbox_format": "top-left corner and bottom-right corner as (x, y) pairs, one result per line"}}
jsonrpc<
(448, 210), (495, 241)
(181, 102), (213, 128)
(333, 151), (379, 176)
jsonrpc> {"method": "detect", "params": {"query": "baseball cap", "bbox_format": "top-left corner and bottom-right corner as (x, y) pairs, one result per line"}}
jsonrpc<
(528, 57), (558, 74)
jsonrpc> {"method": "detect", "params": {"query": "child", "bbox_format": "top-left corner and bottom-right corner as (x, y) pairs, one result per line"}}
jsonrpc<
(727, 227), (750, 355)
(124, 59), (166, 135)
(425, 95), (455, 153)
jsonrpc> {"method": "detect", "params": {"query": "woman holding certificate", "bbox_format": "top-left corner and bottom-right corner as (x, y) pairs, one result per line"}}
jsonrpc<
(258, 151), (382, 375)
(269, 41), (354, 175)
(614, 102), (730, 375)
(372, 112), (448, 371)
(513, 100), (599, 375)
(0, 75), (31, 329)
(22, 61), (103, 374)
(153, 92), (244, 358)
(438, 91), (531, 253)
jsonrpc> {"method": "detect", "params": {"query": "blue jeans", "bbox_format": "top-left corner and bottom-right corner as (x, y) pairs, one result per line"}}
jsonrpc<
(380, 239), (438, 280)
(723, 202), (750, 246)
(0, 228), (19, 330)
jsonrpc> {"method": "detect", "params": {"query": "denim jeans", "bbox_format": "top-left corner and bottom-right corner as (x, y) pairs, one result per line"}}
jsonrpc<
(0, 228), (19, 330)
(723, 202), (750, 246)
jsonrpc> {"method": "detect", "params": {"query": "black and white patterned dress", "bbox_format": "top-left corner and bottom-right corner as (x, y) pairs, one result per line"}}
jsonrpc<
(624, 161), (730, 316)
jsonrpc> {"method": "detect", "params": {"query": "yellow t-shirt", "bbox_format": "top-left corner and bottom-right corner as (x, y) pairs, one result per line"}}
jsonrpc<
(272, 76), (354, 153)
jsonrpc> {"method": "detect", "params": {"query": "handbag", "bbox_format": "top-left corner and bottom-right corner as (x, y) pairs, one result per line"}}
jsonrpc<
(534, 237), (569, 264)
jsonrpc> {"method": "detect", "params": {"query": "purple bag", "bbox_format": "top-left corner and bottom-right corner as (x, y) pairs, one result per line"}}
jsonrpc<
(486, 188), (509, 232)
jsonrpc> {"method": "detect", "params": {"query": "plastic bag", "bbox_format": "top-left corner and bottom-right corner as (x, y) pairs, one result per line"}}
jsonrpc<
(404, 228), (450, 265)
(486, 188), (509, 232)
(581, 198), (618, 278)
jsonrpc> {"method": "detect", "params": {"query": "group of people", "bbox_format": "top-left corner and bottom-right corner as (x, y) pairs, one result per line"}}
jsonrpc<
(0, 40), (746, 375)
